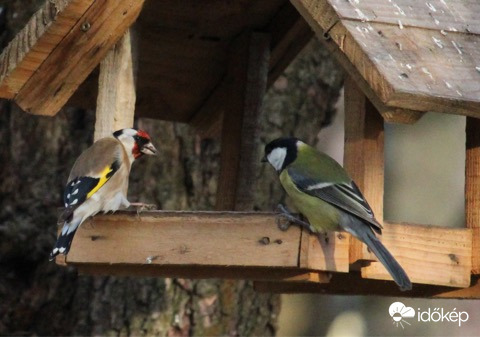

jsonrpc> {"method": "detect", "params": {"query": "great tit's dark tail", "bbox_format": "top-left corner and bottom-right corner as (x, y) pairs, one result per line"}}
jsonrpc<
(341, 213), (412, 291)
(360, 229), (412, 291)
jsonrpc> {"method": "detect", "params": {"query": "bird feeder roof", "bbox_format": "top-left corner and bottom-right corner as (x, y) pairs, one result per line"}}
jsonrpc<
(1, 0), (479, 123)
(292, 0), (480, 118)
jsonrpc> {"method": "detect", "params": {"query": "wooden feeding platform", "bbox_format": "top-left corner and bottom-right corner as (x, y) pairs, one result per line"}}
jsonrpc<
(2, 0), (480, 297)
(59, 210), (473, 298)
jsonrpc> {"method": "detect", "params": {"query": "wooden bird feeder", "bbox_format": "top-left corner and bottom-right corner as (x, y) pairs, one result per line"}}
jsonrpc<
(2, 0), (480, 298)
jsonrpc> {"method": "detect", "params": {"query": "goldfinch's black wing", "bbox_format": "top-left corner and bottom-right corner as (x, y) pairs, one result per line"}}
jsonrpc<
(60, 138), (123, 222)
(287, 165), (383, 233)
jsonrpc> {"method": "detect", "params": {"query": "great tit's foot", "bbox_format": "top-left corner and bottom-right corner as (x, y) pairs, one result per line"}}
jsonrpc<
(275, 204), (313, 232)
(318, 231), (329, 244)
(276, 216), (291, 231)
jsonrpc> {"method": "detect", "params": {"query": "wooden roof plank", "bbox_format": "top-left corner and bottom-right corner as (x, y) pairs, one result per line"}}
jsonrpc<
(292, 0), (480, 117)
(14, 0), (145, 116)
(0, 0), (94, 99)
(189, 2), (313, 138)
(329, 0), (480, 34)
(134, 28), (228, 122)
(267, 2), (314, 86)
(344, 21), (480, 115)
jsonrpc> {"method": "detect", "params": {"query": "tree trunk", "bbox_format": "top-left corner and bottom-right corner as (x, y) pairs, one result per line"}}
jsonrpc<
(0, 2), (344, 335)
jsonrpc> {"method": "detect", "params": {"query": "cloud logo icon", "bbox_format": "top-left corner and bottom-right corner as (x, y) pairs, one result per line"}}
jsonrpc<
(389, 302), (415, 328)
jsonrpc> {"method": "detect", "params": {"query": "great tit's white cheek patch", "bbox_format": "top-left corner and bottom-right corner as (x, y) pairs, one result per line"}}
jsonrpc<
(267, 147), (287, 171)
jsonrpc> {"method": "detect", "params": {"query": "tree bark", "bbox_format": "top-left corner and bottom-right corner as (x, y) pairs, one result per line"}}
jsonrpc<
(0, 2), (344, 335)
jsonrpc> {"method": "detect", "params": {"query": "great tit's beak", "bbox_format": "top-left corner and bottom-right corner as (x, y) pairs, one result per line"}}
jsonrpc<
(141, 142), (158, 156)
(261, 156), (267, 163)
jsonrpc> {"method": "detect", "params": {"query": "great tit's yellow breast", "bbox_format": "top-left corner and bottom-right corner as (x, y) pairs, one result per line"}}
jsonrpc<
(279, 170), (340, 232)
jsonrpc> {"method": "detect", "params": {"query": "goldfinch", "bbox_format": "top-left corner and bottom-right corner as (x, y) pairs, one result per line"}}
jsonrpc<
(49, 128), (157, 260)
(263, 137), (412, 291)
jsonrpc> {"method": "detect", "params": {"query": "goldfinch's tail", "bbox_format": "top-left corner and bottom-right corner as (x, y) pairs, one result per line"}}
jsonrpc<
(49, 220), (81, 261)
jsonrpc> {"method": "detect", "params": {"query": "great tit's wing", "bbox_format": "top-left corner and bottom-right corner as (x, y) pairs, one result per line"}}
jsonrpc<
(60, 138), (123, 222)
(287, 164), (383, 233)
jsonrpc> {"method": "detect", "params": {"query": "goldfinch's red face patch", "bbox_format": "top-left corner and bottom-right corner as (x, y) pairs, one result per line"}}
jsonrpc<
(133, 130), (157, 158)
(113, 128), (157, 159)
(136, 130), (151, 140)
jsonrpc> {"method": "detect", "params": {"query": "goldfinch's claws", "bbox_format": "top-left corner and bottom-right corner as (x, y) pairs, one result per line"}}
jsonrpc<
(128, 202), (157, 213)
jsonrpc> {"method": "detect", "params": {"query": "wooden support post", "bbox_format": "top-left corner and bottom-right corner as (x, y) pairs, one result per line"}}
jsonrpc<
(466, 117), (480, 274)
(216, 32), (270, 211)
(344, 76), (385, 264)
(94, 31), (136, 141)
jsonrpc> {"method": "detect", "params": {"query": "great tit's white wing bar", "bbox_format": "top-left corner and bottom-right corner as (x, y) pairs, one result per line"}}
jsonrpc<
(287, 167), (383, 233)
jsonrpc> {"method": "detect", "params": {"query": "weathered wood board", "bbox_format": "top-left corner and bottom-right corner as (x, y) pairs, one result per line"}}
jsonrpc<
(59, 211), (471, 289)
(0, 0), (93, 99)
(465, 117), (480, 274)
(14, 0), (145, 116)
(64, 211), (350, 273)
(0, 0), (313, 125)
(362, 222), (472, 288)
(291, 0), (480, 117)
(94, 31), (136, 141)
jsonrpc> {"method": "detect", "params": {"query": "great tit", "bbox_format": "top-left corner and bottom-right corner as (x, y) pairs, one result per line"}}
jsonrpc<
(263, 137), (412, 291)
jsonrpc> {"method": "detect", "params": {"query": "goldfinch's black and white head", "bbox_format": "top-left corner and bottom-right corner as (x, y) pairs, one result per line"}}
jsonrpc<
(263, 137), (300, 172)
(113, 128), (157, 160)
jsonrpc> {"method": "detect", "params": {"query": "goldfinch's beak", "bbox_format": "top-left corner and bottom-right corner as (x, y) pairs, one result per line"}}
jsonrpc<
(141, 142), (158, 156)
(261, 156), (267, 163)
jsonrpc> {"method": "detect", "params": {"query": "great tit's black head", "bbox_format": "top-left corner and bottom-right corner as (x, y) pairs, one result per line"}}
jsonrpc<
(113, 128), (158, 159)
(263, 137), (299, 172)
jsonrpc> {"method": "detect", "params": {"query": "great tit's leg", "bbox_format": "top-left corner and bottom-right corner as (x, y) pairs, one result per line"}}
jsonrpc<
(317, 231), (329, 244)
(275, 204), (314, 232)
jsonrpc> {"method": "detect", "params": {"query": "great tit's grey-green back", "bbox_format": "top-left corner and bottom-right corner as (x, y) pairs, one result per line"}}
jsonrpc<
(264, 137), (412, 291)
